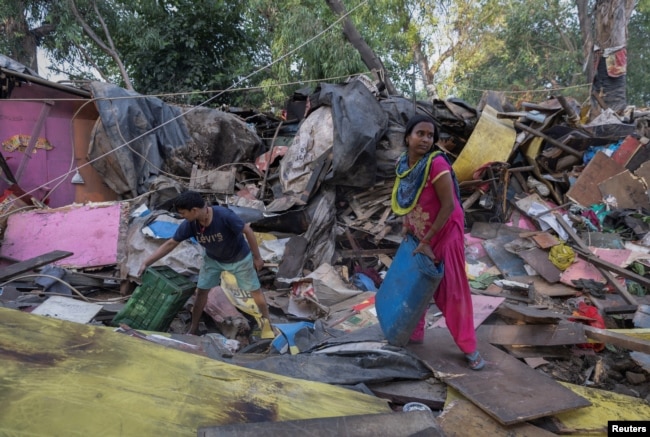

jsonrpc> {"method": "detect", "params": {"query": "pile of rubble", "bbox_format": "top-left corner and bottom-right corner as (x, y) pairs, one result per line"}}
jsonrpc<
(2, 65), (650, 434)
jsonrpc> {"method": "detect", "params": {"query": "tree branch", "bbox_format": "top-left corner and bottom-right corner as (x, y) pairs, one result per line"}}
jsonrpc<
(324, 0), (397, 95)
(69, 0), (134, 90)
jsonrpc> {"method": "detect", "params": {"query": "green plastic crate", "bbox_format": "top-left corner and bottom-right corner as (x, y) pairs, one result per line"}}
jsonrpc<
(112, 266), (196, 331)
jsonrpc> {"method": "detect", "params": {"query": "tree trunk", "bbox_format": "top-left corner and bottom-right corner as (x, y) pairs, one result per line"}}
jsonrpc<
(3, 13), (39, 72)
(413, 41), (437, 98)
(576, 0), (593, 84)
(325, 0), (398, 96)
(589, 0), (635, 119)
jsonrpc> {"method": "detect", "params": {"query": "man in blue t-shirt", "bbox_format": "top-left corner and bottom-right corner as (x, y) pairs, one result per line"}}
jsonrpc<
(138, 191), (274, 336)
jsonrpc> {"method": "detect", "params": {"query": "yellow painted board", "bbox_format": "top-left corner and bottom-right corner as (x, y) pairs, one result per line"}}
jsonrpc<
(0, 307), (390, 436)
(452, 105), (516, 182)
(609, 328), (650, 341)
(523, 136), (544, 166)
(552, 382), (650, 435)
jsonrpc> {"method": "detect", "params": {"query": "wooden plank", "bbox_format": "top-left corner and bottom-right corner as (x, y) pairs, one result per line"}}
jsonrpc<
(479, 322), (586, 346)
(471, 222), (531, 240)
(198, 410), (444, 437)
(483, 236), (528, 277)
(368, 379), (447, 410)
(603, 304), (639, 315)
(517, 247), (562, 283)
(634, 160), (650, 184)
(500, 345), (573, 359)
(496, 303), (574, 324)
(626, 137), (650, 172)
(566, 151), (626, 207)
(339, 248), (397, 258)
(472, 287), (531, 303)
(0, 250), (73, 282)
(407, 329), (591, 425)
(377, 254), (393, 268)
(506, 275), (577, 297)
(583, 325), (650, 354)
(440, 391), (557, 436)
(530, 231), (560, 249)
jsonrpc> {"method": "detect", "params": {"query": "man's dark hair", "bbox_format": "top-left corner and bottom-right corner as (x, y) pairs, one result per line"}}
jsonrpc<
(173, 191), (205, 211)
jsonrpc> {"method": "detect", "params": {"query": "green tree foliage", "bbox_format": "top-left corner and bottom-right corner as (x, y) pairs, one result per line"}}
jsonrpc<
(627, 1), (650, 107)
(4, 0), (649, 112)
(423, 0), (507, 100)
(118, 0), (259, 106)
(249, 0), (404, 110)
(47, 1), (260, 105)
(3, 1), (264, 106)
(450, 0), (587, 105)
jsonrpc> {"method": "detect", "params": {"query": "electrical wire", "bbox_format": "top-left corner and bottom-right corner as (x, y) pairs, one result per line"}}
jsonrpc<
(1, 0), (371, 210)
(0, 273), (129, 303)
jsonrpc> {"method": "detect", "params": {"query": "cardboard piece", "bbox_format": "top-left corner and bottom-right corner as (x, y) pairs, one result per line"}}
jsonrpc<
(431, 295), (504, 329)
(30, 296), (103, 324)
(598, 170), (650, 210)
(566, 151), (626, 207)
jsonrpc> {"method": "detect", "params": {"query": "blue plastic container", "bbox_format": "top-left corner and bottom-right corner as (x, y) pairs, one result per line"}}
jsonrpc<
(376, 235), (444, 347)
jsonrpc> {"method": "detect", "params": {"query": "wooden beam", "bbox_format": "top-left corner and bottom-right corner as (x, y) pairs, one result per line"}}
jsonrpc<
(514, 121), (583, 158)
(583, 325), (650, 354)
(339, 248), (397, 258)
(480, 323), (586, 346)
(0, 250), (74, 282)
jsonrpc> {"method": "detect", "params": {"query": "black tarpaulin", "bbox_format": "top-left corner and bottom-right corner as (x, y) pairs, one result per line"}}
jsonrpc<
(88, 82), (263, 198)
(88, 81), (190, 197)
(316, 80), (388, 187)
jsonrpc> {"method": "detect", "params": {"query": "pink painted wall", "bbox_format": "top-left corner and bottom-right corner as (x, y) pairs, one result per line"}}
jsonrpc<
(0, 202), (125, 268)
(0, 80), (117, 207)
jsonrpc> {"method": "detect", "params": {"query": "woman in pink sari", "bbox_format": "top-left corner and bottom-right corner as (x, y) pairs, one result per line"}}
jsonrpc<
(391, 114), (485, 370)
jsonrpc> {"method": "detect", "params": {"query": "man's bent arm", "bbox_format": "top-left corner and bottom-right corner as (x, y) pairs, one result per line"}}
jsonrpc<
(138, 239), (181, 276)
